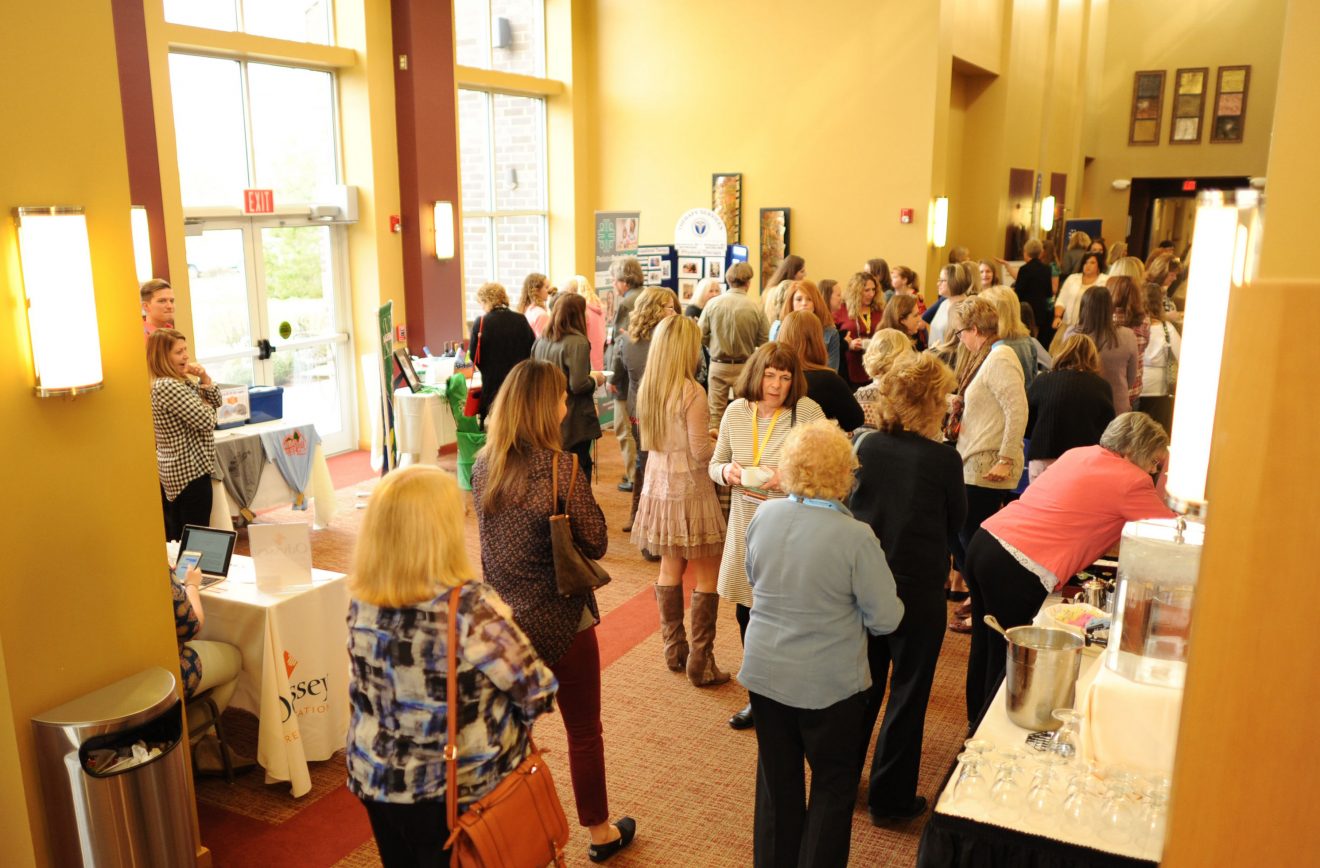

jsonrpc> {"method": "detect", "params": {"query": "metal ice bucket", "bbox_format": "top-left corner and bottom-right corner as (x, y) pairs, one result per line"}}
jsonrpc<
(1003, 626), (1085, 730)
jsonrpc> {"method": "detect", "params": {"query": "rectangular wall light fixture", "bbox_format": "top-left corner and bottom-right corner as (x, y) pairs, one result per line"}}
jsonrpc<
(433, 201), (455, 260)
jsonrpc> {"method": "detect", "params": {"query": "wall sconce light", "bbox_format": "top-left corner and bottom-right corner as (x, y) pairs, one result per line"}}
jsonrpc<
(932, 197), (949, 248)
(130, 205), (153, 285)
(433, 202), (455, 260)
(1164, 189), (1262, 517)
(1040, 195), (1056, 232)
(13, 206), (104, 397)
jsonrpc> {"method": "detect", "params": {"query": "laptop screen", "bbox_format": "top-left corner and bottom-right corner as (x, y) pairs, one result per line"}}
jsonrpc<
(178, 525), (237, 577)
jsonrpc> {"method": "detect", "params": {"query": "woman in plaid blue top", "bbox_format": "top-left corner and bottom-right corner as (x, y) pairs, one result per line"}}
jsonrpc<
(347, 465), (557, 867)
(147, 329), (221, 541)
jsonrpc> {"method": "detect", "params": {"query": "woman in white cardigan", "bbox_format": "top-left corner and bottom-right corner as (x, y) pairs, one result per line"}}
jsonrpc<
(948, 297), (1027, 633)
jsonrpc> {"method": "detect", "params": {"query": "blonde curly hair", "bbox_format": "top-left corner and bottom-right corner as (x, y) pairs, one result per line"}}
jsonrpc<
(879, 353), (956, 439)
(779, 419), (857, 502)
(862, 328), (916, 381)
(628, 287), (679, 342)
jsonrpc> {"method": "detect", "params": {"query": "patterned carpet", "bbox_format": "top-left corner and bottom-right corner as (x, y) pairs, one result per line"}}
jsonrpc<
(197, 439), (971, 866)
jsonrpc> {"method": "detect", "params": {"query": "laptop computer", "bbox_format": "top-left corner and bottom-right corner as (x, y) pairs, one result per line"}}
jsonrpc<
(178, 525), (237, 588)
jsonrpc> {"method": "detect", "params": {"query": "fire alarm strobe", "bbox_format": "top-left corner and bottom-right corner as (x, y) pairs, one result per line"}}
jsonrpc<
(900, 208), (914, 224)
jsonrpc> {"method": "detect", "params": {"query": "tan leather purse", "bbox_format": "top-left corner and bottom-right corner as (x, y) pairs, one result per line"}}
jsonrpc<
(444, 587), (569, 867)
(550, 454), (611, 597)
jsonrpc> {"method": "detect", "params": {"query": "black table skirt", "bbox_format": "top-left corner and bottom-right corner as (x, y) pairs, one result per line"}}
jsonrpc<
(916, 802), (1157, 868)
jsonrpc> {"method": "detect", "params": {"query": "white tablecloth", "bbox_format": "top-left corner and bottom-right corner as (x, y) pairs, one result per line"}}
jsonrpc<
(210, 420), (336, 530)
(933, 597), (1164, 862)
(392, 387), (456, 467)
(197, 555), (350, 797)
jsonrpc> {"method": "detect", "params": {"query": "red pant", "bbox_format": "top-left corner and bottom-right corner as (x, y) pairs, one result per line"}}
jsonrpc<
(550, 627), (609, 827)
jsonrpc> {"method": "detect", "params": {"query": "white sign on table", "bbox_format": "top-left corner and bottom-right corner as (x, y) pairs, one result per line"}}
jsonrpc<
(248, 522), (313, 592)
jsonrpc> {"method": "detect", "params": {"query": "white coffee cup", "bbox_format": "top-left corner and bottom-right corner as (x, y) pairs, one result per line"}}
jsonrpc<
(741, 465), (773, 488)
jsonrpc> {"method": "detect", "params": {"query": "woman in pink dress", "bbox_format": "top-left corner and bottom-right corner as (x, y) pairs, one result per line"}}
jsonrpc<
(631, 314), (729, 686)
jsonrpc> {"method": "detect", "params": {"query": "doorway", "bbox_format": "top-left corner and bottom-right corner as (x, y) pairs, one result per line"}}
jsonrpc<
(184, 217), (356, 454)
(1125, 176), (1249, 261)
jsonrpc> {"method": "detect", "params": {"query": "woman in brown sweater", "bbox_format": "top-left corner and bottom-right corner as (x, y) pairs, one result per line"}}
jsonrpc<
(471, 360), (636, 862)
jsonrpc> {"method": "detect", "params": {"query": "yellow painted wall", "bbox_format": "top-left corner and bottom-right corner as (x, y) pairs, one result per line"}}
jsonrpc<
(1078, 0), (1287, 240)
(337, 0), (407, 449)
(589, 0), (943, 296)
(0, 1), (189, 863)
(952, 0), (1004, 75)
(547, 0), (599, 283)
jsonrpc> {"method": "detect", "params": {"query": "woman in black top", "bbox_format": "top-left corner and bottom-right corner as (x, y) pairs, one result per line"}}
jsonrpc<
(776, 311), (864, 432)
(469, 281), (535, 424)
(1025, 333), (1115, 482)
(849, 352), (965, 822)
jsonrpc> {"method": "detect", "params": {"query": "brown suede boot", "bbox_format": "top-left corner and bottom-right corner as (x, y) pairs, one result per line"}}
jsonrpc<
(687, 590), (731, 687)
(654, 584), (688, 672)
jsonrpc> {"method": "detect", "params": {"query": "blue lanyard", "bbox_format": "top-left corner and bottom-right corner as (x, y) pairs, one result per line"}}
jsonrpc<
(787, 494), (844, 513)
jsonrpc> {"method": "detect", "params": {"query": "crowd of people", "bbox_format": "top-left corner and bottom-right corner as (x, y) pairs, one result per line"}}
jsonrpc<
(145, 234), (1188, 866)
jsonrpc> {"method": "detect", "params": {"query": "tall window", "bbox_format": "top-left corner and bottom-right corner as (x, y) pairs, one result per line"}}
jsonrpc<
(163, 0), (333, 45)
(457, 89), (548, 317)
(455, 0), (550, 317)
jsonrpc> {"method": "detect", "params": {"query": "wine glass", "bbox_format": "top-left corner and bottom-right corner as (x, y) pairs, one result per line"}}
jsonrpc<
(1026, 750), (1068, 817)
(1137, 776), (1171, 853)
(1061, 762), (1099, 833)
(948, 751), (992, 809)
(1051, 708), (1083, 762)
(1096, 768), (1137, 845)
(988, 749), (1028, 822)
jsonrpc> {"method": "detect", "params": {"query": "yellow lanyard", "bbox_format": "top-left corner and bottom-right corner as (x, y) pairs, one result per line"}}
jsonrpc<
(750, 404), (783, 466)
(858, 309), (872, 334)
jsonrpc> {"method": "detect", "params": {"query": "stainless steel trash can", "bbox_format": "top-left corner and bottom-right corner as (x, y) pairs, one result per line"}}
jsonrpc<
(32, 667), (195, 867)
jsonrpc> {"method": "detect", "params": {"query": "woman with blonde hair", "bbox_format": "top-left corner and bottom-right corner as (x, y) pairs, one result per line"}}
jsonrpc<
(778, 311), (864, 431)
(517, 272), (551, 338)
(469, 281), (535, 423)
(684, 277), (721, 319)
(1107, 274), (1149, 406)
(979, 286), (1037, 387)
(834, 271), (884, 389)
(148, 328), (221, 541)
(472, 360), (637, 861)
(853, 328), (917, 430)
(1025, 333), (1115, 482)
(347, 465), (558, 866)
(561, 274), (606, 370)
(633, 315), (729, 685)
(947, 297), (1027, 636)
(741, 420), (903, 865)
(850, 352), (964, 823)
(711, 343), (826, 730)
(770, 279), (841, 371)
(533, 293), (607, 481)
(612, 287), (679, 542)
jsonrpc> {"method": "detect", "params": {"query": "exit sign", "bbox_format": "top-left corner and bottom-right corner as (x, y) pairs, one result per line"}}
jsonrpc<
(244, 189), (275, 213)
(1182, 180), (1197, 192)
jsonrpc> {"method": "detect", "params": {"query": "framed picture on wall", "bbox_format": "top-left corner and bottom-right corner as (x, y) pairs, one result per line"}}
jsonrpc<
(678, 256), (703, 278)
(1170, 67), (1208, 144)
(759, 208), (790, 290)
(1129, 70), (1165, 145)
(1209, 65), (1250, 143)
(712, 173), (742, 243)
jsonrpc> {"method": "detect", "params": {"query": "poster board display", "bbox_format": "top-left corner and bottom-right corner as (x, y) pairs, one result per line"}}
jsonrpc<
(594, 211), (640, 290)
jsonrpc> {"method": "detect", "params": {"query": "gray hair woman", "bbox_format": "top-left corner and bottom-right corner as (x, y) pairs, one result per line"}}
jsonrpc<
(962, 412), (1174, 723)
(740, 420), (903, 868)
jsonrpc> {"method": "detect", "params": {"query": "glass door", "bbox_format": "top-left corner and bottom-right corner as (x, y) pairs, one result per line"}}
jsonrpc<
(185, 217), (356, 454)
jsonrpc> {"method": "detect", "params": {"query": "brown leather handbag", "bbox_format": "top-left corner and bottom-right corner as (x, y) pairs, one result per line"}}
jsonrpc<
(550, 454), (611, 597)
(444, 587), (569, 867)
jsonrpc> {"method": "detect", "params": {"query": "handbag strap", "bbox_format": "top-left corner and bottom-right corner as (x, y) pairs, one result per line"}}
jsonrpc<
(474, 316), (484, 364)
(445, 586), (461, 834)
(550, 453), (577, 518)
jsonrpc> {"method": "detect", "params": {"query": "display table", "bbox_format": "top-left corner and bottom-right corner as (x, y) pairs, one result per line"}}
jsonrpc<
(392, 387), (457, 467)
(196, 555), (350, 797)
(917, 598), (1162, 867)
(209, 420), (336, 530)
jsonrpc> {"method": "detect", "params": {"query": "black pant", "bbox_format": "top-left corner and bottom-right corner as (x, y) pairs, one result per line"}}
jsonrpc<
(860, 583), (947, 812)
(751, 691), (865, 868)
(161, 475), (213, 542)
(959, 484), (1013, 561)
(736, 603), (751, 644)
(360, 798), (450, 867)
(963, 529), (1049, 723)
(568, 440), (594, 486)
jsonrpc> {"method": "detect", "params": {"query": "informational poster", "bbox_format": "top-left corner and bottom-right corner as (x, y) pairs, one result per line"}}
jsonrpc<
(594, 211), (641, 290)
(673, 207), (728, 258)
